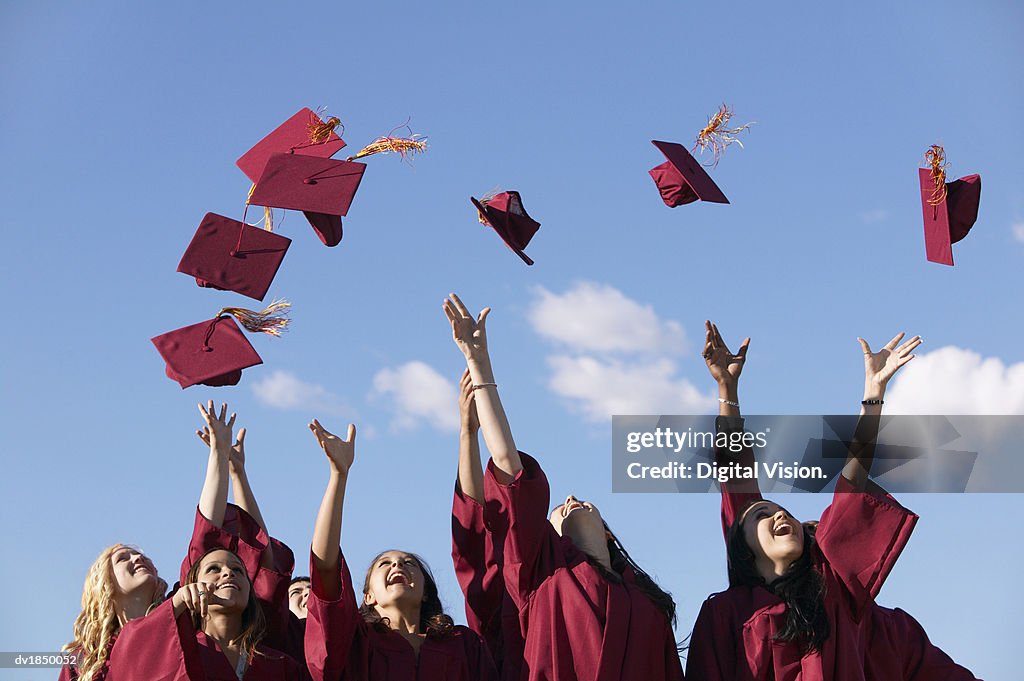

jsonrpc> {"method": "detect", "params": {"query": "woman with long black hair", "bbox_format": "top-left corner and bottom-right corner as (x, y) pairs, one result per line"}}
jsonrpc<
(444, 293), (684, 681)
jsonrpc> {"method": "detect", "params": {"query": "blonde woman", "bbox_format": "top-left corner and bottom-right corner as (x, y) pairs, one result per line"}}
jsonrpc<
(60, 544), (168, 681)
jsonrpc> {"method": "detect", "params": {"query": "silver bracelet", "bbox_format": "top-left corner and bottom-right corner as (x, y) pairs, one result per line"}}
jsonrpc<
(718, 398), (739, 407)
(472, 382), (498, 391)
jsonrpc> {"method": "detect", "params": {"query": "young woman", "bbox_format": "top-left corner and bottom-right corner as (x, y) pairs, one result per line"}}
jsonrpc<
(60, 545), (168, 681)
(288, 578), (311, 620)
(103, 401), (320, 680)
(443, 293), (684, 681)
(303, 417), (498, 681)
(688, 323), (979, 680)
(450, 368), (523, 681)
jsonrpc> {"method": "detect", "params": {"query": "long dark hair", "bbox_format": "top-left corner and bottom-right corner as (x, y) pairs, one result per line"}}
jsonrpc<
(185, 548), (267, 660)
(590, 522), (677, 628)
(726, 501), (830, 653)
(359, 551), (454, 639)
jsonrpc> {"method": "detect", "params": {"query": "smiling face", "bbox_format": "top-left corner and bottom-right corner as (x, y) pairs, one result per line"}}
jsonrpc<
(288, 579), (310, 619)
(110, 545), (159, 599)
(363, 551), (426, 613)
(194, 549), (250, 613)
(549, 495), (607, 541)
(739, 501), (805, 577)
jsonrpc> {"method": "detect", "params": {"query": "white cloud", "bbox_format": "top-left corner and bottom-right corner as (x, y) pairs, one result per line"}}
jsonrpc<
(251, 370), (349, 415)
(885, 346), (1024, 415)
(527, 283), (711, 422)
(528, 281), (687, 355)
(546, 355), (714, 421)
(860, 209), (889, 225)
(371, 361), (459, 432)
(1012, 222), (1024, 243)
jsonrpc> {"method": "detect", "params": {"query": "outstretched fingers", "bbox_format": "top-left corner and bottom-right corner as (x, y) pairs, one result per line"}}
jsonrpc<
(883, 332), (906, 352)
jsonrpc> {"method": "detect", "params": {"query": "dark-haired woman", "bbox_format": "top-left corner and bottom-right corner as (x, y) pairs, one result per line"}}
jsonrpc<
(105, 403), (309, 680)
(444, 293), (684, 681)
(687, 325), (978, 680)
(303, 417), (498, 681)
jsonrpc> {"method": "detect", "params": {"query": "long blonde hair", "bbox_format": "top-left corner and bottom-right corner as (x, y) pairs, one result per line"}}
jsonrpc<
(62, 544), (167, 681)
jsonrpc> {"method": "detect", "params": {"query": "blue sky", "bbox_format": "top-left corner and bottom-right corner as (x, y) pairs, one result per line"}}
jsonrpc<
(1, 1), (1021, 678)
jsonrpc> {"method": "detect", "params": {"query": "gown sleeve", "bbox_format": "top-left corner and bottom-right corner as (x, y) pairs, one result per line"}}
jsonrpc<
(106, 599), (202, 681)
(303, 552), (362, 681)
(684, 596), (735, 681)
(451, 482), (505, 649)
(178, 503), (269, 587)
(714, 416), (763, 541)
(815, 475), (918, 617)
(483, 452), (564, 611)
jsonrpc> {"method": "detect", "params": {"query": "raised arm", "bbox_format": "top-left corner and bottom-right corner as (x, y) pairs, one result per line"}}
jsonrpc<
(703, 321), (759, 535)
(309, 419), (356, 600)
(443, 293), (521, 483)
(196, 425), (275, 570)
(842, 332), (921, 490)
(457, 368), (485, 502)
(197, 401), (234, 528)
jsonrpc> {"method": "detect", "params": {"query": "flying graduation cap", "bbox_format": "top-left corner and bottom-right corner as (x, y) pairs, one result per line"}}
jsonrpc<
(471, 191), (540, 266)
(236, 107), (347, 183)
(919, 145), (981, 266)
(151, 301), (290, 389)
(246, 124), (427, 247)
(649, 104), (752, 207)
(177, 213), (291, 301)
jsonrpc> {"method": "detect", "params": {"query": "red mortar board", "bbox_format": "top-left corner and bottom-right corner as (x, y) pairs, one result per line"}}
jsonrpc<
(248, 153), (367, 247)
(151, 316), (263, 389)
(649, 140), (729, 206)
(177, 213), (291, 301)
(471, 191), (539, 266)
(919, 170), (981, 266)
(236, 108), (347, 183)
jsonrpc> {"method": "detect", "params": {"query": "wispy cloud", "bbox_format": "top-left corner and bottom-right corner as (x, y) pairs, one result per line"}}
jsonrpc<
(528, 282), (710, 422)
(1012, 222), (1024, 243)
(528, 281), (687, 355)
(370, 361), (459, 432)
(251, 370), (349, 415)
(886, 346), (1024, 415)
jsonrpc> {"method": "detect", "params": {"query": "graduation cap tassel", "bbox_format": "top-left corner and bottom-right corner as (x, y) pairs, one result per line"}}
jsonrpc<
(308, 109), (344, 144)
(346, 134), (428, 161)
(692, 104), (754, 168)
(241, 184), (275, 233)
(217, 300), (292, 336)
(924, 145), (949, 207)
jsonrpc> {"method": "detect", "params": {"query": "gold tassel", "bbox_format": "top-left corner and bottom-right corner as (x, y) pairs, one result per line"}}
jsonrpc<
(923, 144), (949, 206)
(244, 184), (275, 232)
(218, 300), (291, 336)
(692, 104), (754, 168)
(347, 134), (427, 161)
(476, 189), (500, 225)
(308, 108), (344, 144)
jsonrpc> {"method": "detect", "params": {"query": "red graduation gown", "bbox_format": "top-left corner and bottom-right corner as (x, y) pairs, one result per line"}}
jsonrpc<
(451, 482), (524, 681)
(687, 475), (918, 681)
(106, 599), (307, 681)
(304, 552), (499, 681)
(861, 606), (982, 681)
(484, 453), (684, 681)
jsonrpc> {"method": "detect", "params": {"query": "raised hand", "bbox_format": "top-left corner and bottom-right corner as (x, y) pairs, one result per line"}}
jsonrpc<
(459, 368), (480, 433)
(858, 332), (921, 391)
(198, 401), (236, 456)
(702, 321), (750, 386)
(309, 419), (356, 477)
(197, 426), (247, 473)
(443, 293), (491, 362)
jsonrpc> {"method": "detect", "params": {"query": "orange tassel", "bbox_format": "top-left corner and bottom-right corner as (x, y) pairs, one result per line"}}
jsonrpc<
(218, 300), (291, 336)
(347, 121), (427, 161)
(692, 104), (754, 168)
(923, 145), (949, 206)
(308, 108), (344, 144)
